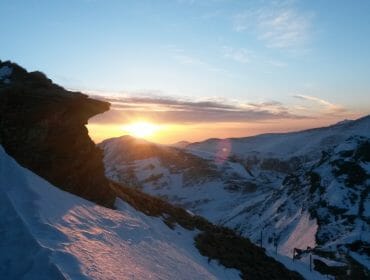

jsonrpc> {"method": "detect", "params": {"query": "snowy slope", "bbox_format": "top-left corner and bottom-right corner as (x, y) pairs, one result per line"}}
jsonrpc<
(99, 136), (249, 222)
(187, 115), (370, 161)
(0, 146), (241, 280)
(100, 116), (370, 278)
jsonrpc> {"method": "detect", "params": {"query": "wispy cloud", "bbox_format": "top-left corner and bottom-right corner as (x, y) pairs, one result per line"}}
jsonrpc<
(233, 0), (313, 49)
(89, 94), (307, 124)
(293, 94), (347, 115)
(245, 100), (289, 112)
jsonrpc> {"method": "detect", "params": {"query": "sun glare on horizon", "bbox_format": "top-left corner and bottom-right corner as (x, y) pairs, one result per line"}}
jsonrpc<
(122, 121), (160, 139)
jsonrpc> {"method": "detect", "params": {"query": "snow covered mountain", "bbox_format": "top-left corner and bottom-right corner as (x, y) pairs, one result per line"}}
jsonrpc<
(100, 116), (370, 279)
(0, 146), (243, 280)
(171, 140), (191, 149)
(187, 116), (370, 161)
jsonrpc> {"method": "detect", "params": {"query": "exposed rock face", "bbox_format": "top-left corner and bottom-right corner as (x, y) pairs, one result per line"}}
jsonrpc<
(0, 60), (115, 207)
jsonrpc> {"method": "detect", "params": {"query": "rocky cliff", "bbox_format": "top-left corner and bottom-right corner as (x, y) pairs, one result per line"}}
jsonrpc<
(0, 60), (115, 207)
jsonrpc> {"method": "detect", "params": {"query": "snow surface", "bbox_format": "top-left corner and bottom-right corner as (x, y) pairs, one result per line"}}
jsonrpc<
(100, 139), (330, 279)
(278, 212), (318, 256)
(187, 115), (370, 161)
(0, 146), (241, 280)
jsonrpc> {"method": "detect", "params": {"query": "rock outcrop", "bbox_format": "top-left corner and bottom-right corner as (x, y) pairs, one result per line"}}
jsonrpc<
(0, 60), (115, 207)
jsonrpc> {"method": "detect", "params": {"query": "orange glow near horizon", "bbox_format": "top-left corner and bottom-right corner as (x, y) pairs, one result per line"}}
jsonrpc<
(86, 116), (358, 145)
(87, 122), (185, 144)
(121, 121), (160, 139)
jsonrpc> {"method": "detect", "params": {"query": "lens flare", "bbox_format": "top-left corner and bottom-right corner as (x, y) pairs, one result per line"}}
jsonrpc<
(215, 139), (231, 164)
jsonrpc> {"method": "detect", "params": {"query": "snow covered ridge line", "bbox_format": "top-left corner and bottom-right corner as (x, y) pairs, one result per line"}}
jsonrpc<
(185, 114), (370, 160)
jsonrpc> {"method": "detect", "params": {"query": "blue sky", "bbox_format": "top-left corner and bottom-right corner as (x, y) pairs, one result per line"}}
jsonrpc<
(1, 0), (369, 142)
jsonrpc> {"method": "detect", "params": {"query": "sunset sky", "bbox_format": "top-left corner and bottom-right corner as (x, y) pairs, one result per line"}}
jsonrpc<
(1, 0), (369, 144)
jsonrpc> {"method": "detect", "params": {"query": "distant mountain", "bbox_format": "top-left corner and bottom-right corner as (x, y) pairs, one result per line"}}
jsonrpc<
(101, 116), (370, 279)
(187, 115), (370, 161)
(171, 140), (192, 149)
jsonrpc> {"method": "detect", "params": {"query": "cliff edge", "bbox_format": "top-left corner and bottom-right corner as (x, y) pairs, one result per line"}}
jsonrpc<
(0, 60), (115, 207)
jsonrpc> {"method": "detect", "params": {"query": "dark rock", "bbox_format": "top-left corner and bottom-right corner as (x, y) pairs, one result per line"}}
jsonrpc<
(313, 259), (347, 277)
(0, 61), (115, 207)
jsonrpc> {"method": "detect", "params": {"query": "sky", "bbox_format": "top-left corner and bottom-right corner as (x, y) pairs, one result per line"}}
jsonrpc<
(1, 0), (369, 144)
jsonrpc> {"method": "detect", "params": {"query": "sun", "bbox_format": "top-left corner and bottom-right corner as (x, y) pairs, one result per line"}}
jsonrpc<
(122, 121), (160, 138)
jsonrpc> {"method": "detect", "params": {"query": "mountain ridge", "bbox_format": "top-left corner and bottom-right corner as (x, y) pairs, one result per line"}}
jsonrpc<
(188, 115), (369, 146)
(186, 114), (370, 161)
(101, 115), (370, 278)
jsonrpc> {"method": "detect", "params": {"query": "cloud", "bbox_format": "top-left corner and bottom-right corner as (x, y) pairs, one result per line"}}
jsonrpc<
(247, 100), (288, 111)
(293, 94), (347, 114)
(233, 0), (313, 49)
(89, 94), (307, 124)
(223, 47), (251, 63)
